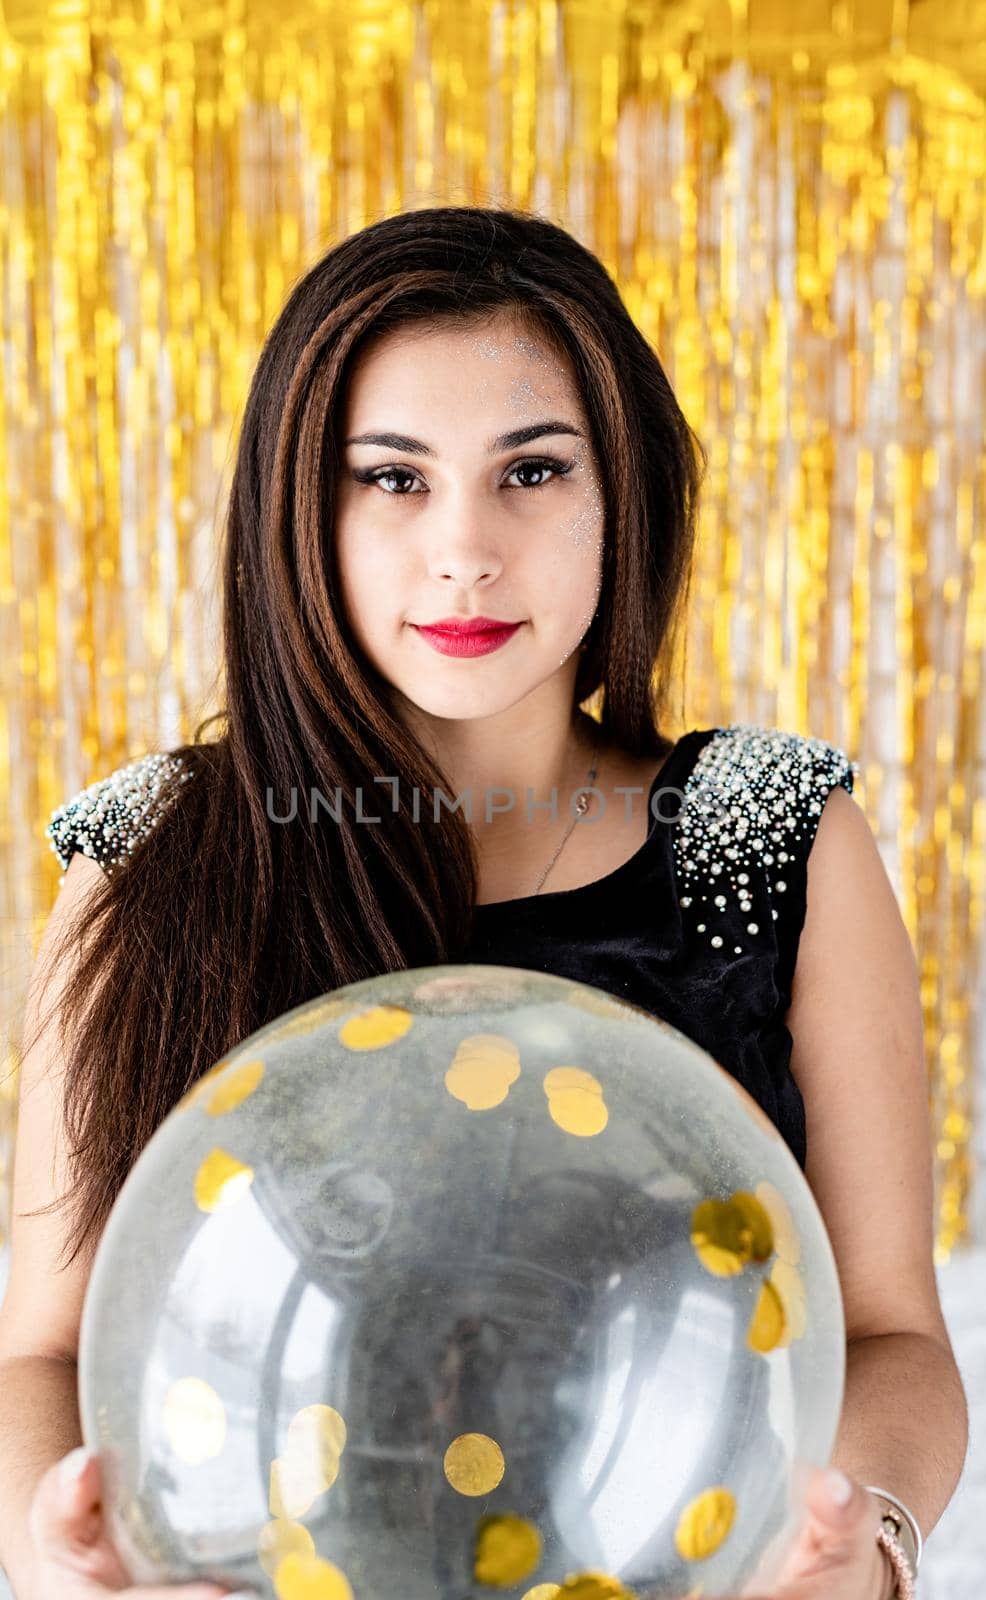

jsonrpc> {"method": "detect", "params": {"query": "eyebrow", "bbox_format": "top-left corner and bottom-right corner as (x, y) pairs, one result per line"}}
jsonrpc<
(343, 420), (584, 457)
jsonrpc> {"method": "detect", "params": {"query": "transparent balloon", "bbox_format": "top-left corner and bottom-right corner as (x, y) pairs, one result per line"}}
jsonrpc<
(78, 964), (845, 1600)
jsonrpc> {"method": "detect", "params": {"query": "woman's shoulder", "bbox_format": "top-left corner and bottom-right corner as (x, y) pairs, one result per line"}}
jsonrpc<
(45, 748), (197, 877)
(681, 721), (858, 805)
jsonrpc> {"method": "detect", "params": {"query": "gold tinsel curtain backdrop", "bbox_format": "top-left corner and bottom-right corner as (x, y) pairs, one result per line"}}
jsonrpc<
(0, 0), (983, 1259)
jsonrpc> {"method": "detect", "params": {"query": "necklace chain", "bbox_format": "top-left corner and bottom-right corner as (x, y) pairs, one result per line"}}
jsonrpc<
(532, 730), (601, 896)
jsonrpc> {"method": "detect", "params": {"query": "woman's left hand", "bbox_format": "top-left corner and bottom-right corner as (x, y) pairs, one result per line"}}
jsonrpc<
(743, 1467), (896, 1599)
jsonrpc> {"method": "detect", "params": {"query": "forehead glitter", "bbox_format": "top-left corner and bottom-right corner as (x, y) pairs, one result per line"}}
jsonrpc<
(512, 332), (554, 367)
(506, 375), (539, 408)
(470, 333), (505, 361)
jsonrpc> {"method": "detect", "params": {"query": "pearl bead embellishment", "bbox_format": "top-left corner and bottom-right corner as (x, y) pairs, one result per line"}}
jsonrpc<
(672, 724), (857, 955)
(45, 751), (194, 881)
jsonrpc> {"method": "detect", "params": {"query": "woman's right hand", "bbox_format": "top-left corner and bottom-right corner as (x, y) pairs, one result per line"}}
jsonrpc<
(26, 1446), (252, 1600)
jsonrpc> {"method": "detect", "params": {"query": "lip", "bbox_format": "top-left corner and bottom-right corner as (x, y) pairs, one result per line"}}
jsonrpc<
(416, 616), (523, 635)
(413, 621), (523, 658)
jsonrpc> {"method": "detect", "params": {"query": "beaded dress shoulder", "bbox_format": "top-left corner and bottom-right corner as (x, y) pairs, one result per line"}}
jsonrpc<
(673, 723), (859, 993)
(45, 751), (194, 881)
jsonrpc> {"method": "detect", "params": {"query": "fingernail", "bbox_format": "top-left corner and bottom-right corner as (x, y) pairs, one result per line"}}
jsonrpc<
(59, 1445), (95, 1489)
(825, 1467), (853, 1506)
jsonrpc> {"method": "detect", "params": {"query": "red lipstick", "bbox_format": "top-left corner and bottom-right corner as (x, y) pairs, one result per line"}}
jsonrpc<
(412, 616), (524, 658)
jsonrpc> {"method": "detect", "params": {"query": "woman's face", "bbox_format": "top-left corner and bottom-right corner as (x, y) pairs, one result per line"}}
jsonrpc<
(333, 312), (605, 724)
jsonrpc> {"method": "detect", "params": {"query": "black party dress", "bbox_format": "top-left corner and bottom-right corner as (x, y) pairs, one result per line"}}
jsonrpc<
(46, 724), (857, 1173)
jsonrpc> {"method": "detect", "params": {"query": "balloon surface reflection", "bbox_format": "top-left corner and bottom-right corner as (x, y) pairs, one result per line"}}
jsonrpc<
(78, 964), (845, 1599)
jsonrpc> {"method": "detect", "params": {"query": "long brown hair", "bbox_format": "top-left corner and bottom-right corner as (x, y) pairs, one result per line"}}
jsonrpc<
(21, 204), (707, 1269)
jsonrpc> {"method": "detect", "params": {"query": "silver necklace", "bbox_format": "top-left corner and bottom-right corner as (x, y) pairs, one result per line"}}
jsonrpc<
(532, 733), (601, 896)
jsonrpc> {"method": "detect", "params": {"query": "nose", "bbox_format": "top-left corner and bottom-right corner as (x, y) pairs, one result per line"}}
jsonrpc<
(424, 516), (506, 590)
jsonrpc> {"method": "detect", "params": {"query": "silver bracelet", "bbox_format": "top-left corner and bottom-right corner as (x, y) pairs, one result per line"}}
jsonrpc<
(864, 1484), (923, 1575)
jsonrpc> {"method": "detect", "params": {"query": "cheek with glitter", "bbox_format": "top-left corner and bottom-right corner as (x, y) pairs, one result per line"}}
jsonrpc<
(561, 510), (600, 551)
(558, 448), (605, 555)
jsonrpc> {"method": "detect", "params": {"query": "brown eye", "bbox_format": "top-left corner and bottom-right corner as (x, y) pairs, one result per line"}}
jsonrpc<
(352, 465), (422, 495)
(504, 456), (575, 490)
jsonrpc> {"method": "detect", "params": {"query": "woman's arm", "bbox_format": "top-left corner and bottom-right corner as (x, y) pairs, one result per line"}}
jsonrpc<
(832, 1330), (968, 1545)
(0, 1353), (83, 1594)
(784, 784), (969, 1543)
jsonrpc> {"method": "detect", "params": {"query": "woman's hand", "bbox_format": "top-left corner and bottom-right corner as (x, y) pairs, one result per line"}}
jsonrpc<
(26, 1446), (252, 1600)
(29, 1449), (895, 1600)
(742, 1466), (897, 1600)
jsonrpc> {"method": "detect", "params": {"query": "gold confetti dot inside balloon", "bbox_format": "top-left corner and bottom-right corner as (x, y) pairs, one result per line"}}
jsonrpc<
(445, 1034), (521, 1110)
(205, 1057), (265, 1115)
(272, 1550), (353, 1600)
(286, 1403), (348, 1463)
(162, 1377), (226, 1464)
(474, 1513), (544, 1587)
(543, 1066), (608, 1136)
(674, 1486), (737, 1561)
(554, 1574), (637, 1598)
(269, 1458), (290, 1521)
(756, 1181), (802, 1265)
(543, 1066), (601, 1094)
(193, 1148), (254, 1212)
(546, 1086), (609, 1136)
(770, 1259), (808, 1342)
(257, 1519), (315, 1578)
(286, 1404), (346, 1487)
(267, 1404), (347, 1519)
(521, 1586), (562, 1600)
(270, 998), (352, 1042)
(690, 1198), (756, 1276)
(183, 1056), (232, 1108)
(747, 1280), (787, 1353)
(338, 1005), (413, 1050)
(730, 1190), (774, 1260)
(444, 1432), (506, 1496)
(269, 1457), (322, 1522)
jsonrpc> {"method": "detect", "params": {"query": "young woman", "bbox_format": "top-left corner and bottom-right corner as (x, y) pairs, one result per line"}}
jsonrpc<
(0, 206), (965, 1600)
